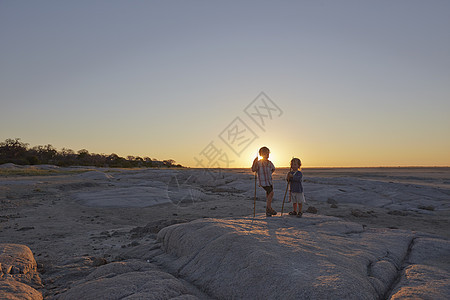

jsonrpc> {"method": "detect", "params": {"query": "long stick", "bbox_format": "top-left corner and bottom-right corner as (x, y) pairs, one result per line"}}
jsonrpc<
(281, 179), (289, 216)
(253, 170), (257, 218)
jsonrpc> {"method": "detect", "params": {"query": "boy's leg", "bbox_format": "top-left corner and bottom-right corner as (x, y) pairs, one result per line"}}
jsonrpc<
(263, 186), (276, 215)
(265, 191), (274, 216)
(297, 202), (303, 217)
(291, 193), (298, 213)
(267, 190), (274, 210)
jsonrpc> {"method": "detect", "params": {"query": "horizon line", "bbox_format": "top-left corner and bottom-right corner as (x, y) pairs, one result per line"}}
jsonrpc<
(187, 165), (450, 169)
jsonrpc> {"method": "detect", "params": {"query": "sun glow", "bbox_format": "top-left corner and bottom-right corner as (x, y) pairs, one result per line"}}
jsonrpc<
(243, 147), (287, 168)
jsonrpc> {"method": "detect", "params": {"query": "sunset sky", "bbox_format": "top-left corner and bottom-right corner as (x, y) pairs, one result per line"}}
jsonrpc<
(1, 1), (449, 168)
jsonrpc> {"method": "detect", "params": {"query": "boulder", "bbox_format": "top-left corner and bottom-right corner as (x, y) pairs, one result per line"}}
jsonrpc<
(388, 236), (450, 298)
(387, 210), (409, 216)
(306, 206), (318, 214)
(327, 198), (338, 205)
(389, 265), (449, 299)
(0, 279), (43, 300)
(351, 209), (371, 217)
(0, 244), (41, 287)
(155, 215), (450, 300)
(0, 243), (42, 299)
(59, 260), (200, 300)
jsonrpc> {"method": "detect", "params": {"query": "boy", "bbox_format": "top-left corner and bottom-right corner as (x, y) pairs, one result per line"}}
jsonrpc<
(252, 146), (277, 217)
(286, 158), (305, 217)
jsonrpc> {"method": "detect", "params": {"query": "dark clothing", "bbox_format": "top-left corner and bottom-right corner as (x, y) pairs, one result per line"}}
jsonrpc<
(287, 171), (303, 193)
(262, 185), (273, 195)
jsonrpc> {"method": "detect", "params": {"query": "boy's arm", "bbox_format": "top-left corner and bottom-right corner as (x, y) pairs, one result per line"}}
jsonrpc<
(286, 172), (292, 181)
(251, 158), (258, 172)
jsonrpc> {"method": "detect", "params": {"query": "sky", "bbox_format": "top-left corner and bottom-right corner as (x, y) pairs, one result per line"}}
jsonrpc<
(1, 1), (449, 168)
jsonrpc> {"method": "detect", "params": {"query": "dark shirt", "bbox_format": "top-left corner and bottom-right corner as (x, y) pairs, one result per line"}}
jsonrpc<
(287, 170), (303, 193)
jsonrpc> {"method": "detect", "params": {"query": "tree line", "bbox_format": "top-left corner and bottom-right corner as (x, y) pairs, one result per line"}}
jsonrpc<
(0, 138), (182, 168)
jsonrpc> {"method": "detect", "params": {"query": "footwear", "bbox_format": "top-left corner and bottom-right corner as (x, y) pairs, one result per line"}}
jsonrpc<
(289, 211), (296, 216)
(266, 212), (272, 217)
(297, 211), (303, 218)
(270, 208), (277, 215)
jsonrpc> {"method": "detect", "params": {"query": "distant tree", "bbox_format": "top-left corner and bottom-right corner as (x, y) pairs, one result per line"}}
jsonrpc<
(143, 157), (153, 167)
(0, 138), (29, 164)
(42, 144), (57, 162)
(27, 155), (40, 165)
(163, 159), (176, 167)
(60, 148), (75, 156)
(0, 138), (29, 149)
(108, 153), (119, 160)
(0, 138), (184, 168)
(77, 149), (89, 157)
(55, 148), (76, 166)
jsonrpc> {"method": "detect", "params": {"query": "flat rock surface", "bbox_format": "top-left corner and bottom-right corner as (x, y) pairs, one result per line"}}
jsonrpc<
(0, 165), (449, 298)
(156, 215), (450, 300)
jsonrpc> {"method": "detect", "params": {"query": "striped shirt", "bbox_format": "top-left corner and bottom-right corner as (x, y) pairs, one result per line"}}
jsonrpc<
(252, 159), (275, 186)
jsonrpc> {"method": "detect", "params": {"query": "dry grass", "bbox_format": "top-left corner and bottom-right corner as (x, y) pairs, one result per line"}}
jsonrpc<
(0, 168), (91, 177)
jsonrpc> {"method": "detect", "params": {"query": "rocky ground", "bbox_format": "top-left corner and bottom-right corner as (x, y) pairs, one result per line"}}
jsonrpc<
(0, 165), (449, 299)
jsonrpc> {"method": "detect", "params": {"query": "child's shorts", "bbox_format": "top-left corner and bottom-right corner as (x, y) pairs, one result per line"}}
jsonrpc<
(262, 185), (273, 195)
(290, 192), (306, 204)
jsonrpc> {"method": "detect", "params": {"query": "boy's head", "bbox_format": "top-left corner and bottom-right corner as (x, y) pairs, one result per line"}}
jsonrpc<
(259, 146), (270, 159)
(290, 158), (301, 170)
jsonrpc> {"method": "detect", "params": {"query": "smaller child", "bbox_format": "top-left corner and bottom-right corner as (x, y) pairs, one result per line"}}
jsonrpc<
(286, 158), (305, 217)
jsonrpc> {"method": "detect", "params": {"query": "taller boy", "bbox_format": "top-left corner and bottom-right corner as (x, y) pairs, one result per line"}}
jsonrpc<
(252, 146), (277, 217)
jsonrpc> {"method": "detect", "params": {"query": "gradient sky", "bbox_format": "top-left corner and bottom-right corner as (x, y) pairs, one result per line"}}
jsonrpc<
(1, 1), (449, 168)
